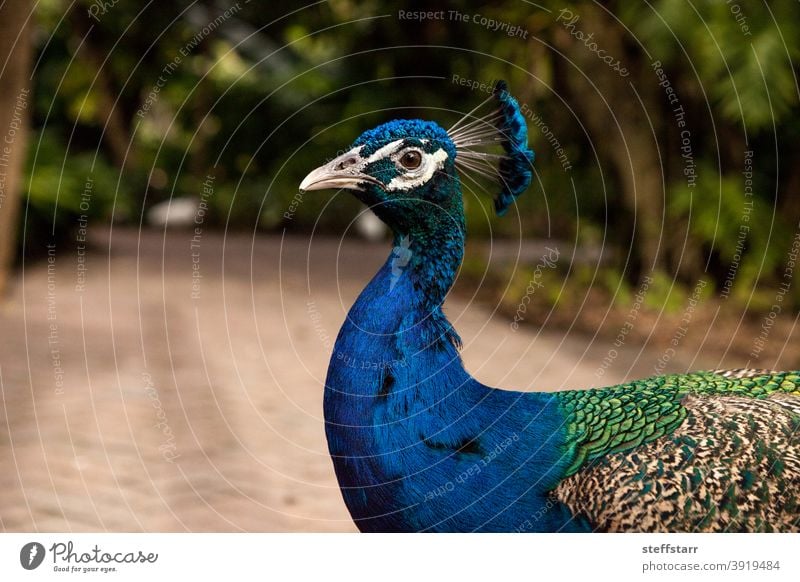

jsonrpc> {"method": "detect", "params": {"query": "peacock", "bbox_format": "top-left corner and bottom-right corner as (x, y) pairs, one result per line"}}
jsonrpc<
(299, 81), (800, 532)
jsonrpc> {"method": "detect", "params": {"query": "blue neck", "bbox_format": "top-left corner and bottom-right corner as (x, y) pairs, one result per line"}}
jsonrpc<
(323, 218), (470, 469)
(331, 209), (467, 381)
(391, 221), (465, 309)
(322, 205), (581, 532)
(324, 194), (577, 531)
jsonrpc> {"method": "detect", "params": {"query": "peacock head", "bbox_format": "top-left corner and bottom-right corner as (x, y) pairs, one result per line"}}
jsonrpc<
(300, 119), (461, 232)
(299, 81), (535, 234)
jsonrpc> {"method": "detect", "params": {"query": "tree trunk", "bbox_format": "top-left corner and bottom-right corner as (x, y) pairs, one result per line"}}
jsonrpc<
(0, 0), (33, 296)
(69, 8), (136, 171)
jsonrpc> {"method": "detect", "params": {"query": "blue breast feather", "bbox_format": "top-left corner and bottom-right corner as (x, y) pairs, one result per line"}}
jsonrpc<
(323, 257), (591, 532)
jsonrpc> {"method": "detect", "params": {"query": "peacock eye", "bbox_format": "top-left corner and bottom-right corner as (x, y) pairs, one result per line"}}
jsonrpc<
(398, 150), (422, 170)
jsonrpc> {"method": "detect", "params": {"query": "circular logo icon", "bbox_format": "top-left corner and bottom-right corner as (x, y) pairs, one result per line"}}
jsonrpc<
(20, 542), (46, 570)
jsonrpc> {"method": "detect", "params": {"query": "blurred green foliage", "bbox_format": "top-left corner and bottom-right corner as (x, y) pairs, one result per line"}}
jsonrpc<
(22, 0), (800, 311)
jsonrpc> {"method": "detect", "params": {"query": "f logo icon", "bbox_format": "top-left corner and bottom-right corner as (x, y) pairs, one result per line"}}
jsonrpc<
(20, 542), (45, 570)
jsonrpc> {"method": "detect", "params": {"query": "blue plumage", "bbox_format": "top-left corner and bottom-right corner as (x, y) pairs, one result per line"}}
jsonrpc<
(299, 82), (800, 532)
(323, 247), (584, 531)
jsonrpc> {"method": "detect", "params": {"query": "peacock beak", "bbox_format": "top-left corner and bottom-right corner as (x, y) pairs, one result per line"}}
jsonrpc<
(299, 148), (382, 191)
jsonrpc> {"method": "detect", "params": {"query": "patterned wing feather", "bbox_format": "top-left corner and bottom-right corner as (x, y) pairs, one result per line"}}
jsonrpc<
(553, 370), (800, 532)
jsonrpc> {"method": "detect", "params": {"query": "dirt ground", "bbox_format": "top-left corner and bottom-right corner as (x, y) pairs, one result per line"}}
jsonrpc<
(0, 227), (719, 532)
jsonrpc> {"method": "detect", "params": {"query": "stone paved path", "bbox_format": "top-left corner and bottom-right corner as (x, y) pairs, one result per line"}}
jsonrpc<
(0, 227), (693, 532)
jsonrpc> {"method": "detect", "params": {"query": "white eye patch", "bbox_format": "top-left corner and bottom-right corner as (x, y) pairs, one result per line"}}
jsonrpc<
(361, 139), (448, 192)
(332, 139), (449, 192)
(385, 147), (448, 192)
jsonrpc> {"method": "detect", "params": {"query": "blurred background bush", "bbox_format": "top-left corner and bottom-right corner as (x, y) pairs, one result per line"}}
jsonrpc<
(4, 0), (800, 334)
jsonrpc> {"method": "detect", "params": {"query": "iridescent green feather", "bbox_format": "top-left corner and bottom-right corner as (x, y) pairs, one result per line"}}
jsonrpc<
(558, 370), (800, 476)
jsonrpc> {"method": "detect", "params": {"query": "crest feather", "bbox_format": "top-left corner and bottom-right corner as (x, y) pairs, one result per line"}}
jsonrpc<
(448, 81), (535, 215)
